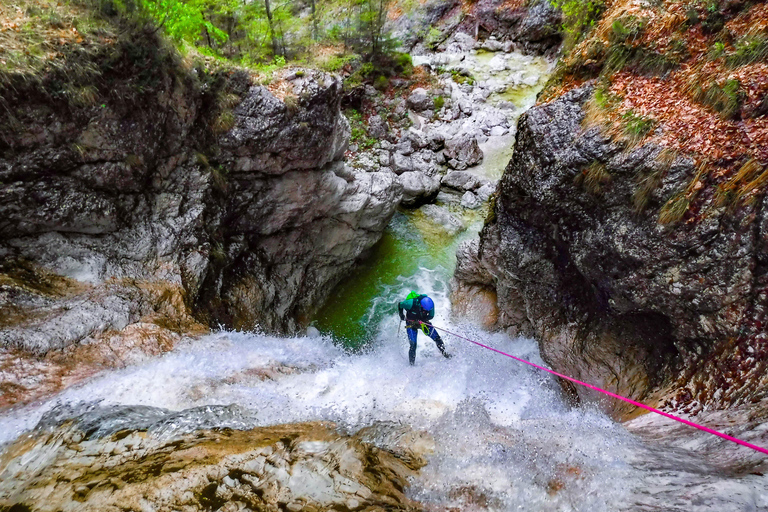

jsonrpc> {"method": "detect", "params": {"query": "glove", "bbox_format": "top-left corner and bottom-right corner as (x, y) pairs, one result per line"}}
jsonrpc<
(399, 309), (405, 320)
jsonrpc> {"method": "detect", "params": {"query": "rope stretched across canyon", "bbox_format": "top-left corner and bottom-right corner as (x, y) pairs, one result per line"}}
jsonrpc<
(421, 321), (768, 457)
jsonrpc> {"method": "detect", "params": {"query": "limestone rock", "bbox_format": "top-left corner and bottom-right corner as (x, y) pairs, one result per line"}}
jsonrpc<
(419, 204), (466, 236)
(461, 191), (482, 209)
(444, 135), (483, 170)
(367, 114), (388, 139)
(0, 57), (400, 366)
(398, 172), (440, 207)
(452, 84), (768, 416)
(0, 408), (429, 512)
(407, 88), (433, 112)
(442, 171), (481, 192)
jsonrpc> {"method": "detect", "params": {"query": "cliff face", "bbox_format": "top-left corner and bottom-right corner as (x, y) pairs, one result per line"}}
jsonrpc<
(454, 86), (767, 415)
(453, 0), (768, 417)
(0, 24), (401, 404)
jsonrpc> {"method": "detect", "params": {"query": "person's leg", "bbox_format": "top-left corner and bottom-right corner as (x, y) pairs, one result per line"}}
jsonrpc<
(406, 328), (418, 365)
(426, 325), (450, 358)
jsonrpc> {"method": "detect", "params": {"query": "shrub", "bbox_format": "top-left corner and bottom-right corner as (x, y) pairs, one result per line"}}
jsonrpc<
(322, 54), (358, 72)
(374, 75), (388, 91)
(433, 95), (445, 111)
(550, 0), (606, 50)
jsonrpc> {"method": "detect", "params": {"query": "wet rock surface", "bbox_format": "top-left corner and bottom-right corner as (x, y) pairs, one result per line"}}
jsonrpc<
(0, 61), (400, 351)
(453, 85), (768, 416)
(0, 406), (429, 512)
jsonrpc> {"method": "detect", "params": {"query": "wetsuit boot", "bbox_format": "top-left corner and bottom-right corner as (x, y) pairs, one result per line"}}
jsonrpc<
(409, 343), (416, 365)
(435, 337), (451, 358)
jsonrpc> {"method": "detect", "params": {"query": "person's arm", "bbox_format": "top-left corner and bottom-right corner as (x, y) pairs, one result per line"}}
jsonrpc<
(397, 300), (406, 320)
(426, 308), (435, 320)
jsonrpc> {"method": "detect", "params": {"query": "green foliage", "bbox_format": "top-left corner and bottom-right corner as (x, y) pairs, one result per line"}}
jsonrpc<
(345, 108), (377, 147)
(425, 26), (443, 49)
(692, 78), (744, 119)
(433, 95), (445, 111)
(373, 75), (389, 90)
(621, 109), (656, 141)
(322, 54), (359, 72)
(701, 1), (724, 34)
(550, 0), (606, 49)
(593, 81), (620, 109)
(609, 16), (643, 44)
(726, 34), (768, 67)
(444, 68), (474, 85)
(141, 0), (228, 46)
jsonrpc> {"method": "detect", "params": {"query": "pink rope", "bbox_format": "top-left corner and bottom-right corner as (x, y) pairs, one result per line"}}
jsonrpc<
(422, 321), (768, 456)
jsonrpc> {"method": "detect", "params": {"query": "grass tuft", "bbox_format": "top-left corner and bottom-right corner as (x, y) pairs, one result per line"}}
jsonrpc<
(726, 33), (768, 67)
(659, 160), (709, 224)
(715, 158), (768, 209)
(574, 161), (611, 195)
(212, 110), (235, 134)
(634, 148), (677, 213)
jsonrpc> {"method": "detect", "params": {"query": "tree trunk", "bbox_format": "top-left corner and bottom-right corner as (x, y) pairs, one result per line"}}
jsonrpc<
(310, 0), (318, 41)
(264, 0), (279, 57)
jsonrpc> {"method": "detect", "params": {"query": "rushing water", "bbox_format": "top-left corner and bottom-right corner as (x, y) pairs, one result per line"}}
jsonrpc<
(2, 49), (768, 511)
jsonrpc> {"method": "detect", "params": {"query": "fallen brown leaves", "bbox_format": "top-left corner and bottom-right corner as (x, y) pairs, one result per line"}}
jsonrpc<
(610, 70), (768, 163)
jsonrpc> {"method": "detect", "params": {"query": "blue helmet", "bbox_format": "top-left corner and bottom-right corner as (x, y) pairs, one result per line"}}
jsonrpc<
(420, 296), (434, 311)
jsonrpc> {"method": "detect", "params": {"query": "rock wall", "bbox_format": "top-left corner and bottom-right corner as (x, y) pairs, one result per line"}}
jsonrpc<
(453, 85), (768, 416)
(388, 0), (562, 56)
(0, 406), (430, 512)
(0, 29), (401, 362)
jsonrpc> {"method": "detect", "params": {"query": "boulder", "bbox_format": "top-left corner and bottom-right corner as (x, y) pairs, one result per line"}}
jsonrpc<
(420, 204), (466, 236)
(390, 152), (414, 174)
(475, 182), (497, 201)
(444, 135), (483, 170)
(398, 171), (440, 207)
(461, 191), (482, 209)
(481, 38), (505, 52)
(406, 88), (433, 112)
(367, 114), (388, 139)
(441, 171), (481, 192)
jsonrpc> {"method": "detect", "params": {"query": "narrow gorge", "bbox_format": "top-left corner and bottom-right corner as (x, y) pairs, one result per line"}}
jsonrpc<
(1, 0), (768, 510)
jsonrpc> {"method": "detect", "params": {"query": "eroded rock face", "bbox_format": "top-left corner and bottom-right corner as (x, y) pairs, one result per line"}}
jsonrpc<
(453, 85), (768, 415)
(0, 41), (401, 404)
(0, 408), (429, 512)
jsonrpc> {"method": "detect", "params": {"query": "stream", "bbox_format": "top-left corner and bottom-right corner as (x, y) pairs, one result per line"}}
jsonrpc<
(2, 48), (768, 511)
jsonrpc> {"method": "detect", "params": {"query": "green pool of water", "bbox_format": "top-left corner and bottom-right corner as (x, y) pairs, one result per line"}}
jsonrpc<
(313, 207), (484, 350)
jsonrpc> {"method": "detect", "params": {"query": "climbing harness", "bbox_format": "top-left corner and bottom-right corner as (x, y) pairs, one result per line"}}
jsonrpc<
(421, 321), (768, 456)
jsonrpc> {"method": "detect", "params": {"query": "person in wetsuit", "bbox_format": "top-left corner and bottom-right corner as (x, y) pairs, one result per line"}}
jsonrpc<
(397, 291), (450, 365)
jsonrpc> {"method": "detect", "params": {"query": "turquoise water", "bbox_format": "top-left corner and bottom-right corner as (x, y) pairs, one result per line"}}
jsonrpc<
(313, 206), (485, 349)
